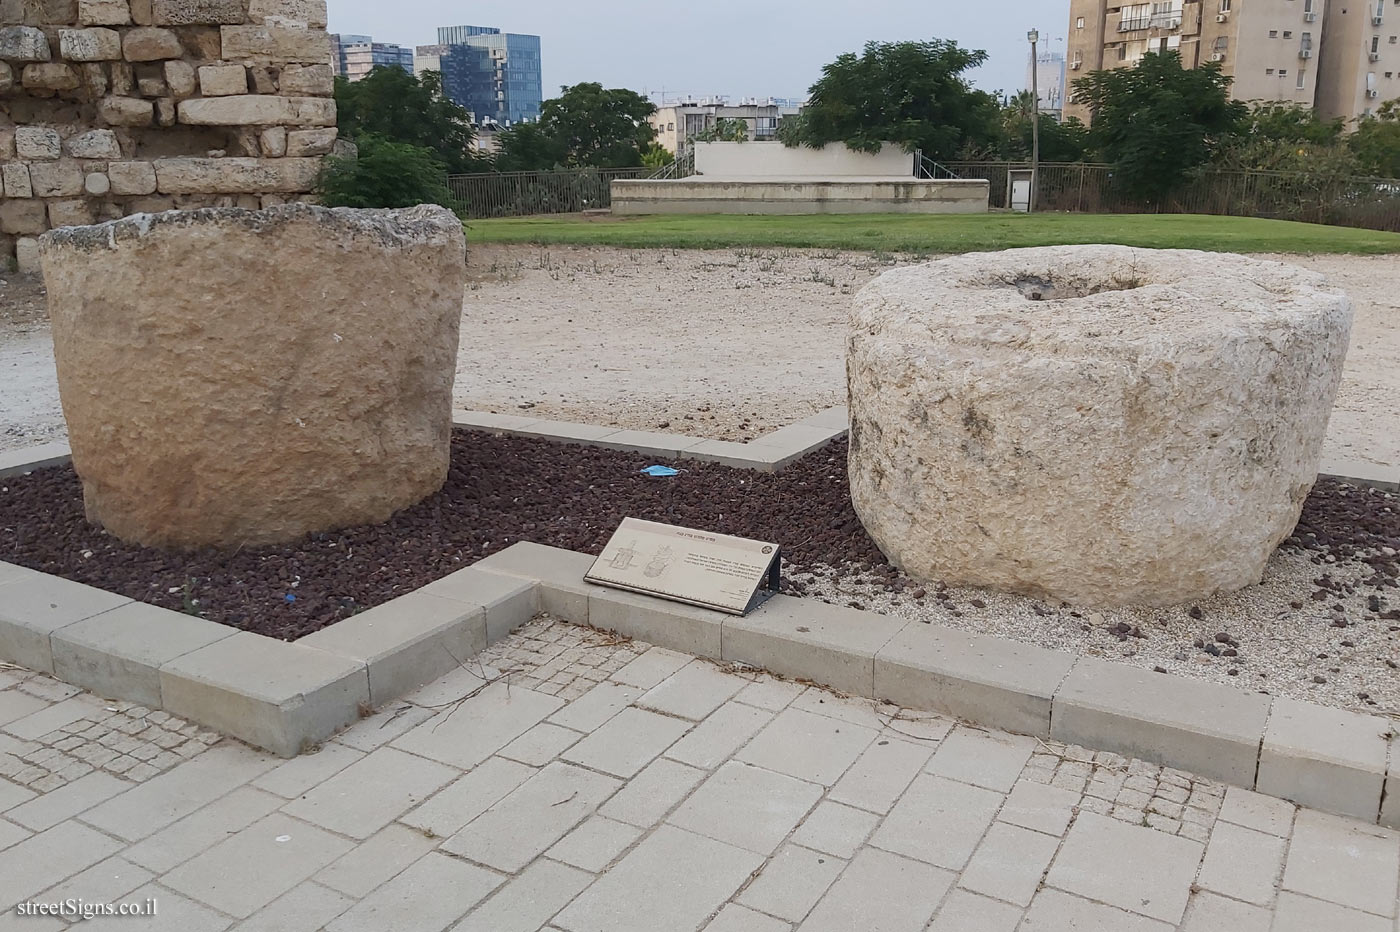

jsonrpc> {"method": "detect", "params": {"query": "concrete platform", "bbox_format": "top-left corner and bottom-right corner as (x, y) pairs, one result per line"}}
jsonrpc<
(611, 176), (990, 215)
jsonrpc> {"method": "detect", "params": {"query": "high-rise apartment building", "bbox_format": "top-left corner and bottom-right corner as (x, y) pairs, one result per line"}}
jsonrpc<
(330, 34), (414, 81)
(414, 44), (448, 78)
(1315, 0), (1400, 120)
(1062, 0), (1353, 123)
(1028, 50), (1069, 117)
(434, 25), (543, 126)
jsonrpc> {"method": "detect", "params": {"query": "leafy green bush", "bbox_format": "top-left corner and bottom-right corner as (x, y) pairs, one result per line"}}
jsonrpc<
(317, 135), (462, 215)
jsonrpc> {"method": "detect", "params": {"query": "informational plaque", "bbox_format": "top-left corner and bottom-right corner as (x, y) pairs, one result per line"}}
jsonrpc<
(585, 517), (781, 615)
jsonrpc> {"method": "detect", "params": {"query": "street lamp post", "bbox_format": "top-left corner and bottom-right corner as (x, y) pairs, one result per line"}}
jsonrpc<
(1028, 28), (1041, 213)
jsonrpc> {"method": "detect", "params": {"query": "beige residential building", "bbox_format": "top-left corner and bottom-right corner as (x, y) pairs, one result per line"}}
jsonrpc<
(1063, 0), (1348, 123)
(648, 98), (803, 155)
(1316, 0), (1400, 120)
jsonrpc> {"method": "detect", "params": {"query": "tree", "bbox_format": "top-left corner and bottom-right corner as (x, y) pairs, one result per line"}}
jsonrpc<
(1349, 98), (1400, 178)
(783, 39), (1001, 160)
(1073, 51), (1247, 201)
(995, 92), (1090, 162)
(334, 67), (485, 174)
(318, 135), (462, 213)
(640, 142), (673, 168)
(1240, 101), (1344, 146)
(492, 121), (568, 172)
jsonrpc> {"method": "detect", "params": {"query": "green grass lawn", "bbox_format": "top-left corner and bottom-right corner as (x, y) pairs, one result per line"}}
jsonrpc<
(464, 212), (1400, 255)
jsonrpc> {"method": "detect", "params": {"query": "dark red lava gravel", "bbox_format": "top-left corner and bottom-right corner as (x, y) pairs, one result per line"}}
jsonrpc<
(1, 431), (1396, 640)
(0, 431), (883, 639)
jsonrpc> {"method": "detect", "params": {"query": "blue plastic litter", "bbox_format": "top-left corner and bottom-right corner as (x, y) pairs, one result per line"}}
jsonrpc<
(640, 465), (680, 477)
(284, 593), (296, 603)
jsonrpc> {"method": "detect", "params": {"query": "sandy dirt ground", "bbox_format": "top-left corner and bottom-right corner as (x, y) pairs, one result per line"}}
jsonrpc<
(454, 245), (1399, 465)
(4, 244), (1398, 462)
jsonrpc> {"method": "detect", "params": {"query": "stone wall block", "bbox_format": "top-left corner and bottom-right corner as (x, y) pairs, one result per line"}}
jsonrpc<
(276, 61), (329, 96)
(0, 0), (74, 25)
(0, 26), (53, 61)
(155, 96), (176, 125)
(153, 155), (322, 193)
(30, 159), (86, 196)
(47, 198), (96, 227)
(16, 126), (62, 159)
(0, 200), (49, 235)
(122, 26), (182, 60)
(98, 95), (154, 125)
(15, 237), (42, 273)
(21, 62), (80, 90)
(65, 128), (122, 158)
(78, 61), (109, 93)
(151, 0), (244, 25)
(84, 171), (111, 195)
(246, 63), (276, 92)
(219, 24), (329, 62)
(284, 126), (334, 157)
(177, 25), (223, 59)
(58, 27), (122, 60)
(259, 124), (285, 157)
(246, 0), (325, 27)
(1, 162), (33, 197)
(196, 62), (246, 95)
(177, 93), (334, 126)
(77, 0), (132, 25)
(106, 160), (157, 194)
(108, 60), (133, 93)
(128, 0), (152, 23)
(162, 58), (194, 95)
(0, 61), (12, 92)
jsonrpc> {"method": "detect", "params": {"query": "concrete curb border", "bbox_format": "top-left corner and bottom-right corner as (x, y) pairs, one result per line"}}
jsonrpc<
(450, 406), (851, 472)
(0, 416), (1396, 789)
(471, 541), (1400, 830)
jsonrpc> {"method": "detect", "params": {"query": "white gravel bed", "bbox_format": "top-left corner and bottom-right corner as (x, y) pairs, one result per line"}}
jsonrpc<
(793, 543), (1400, 718)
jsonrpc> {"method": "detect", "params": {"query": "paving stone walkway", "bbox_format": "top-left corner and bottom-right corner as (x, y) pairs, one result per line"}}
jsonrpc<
(3, 616), (1399, 931)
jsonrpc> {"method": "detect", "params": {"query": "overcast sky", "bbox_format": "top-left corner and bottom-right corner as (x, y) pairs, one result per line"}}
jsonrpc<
(327, 0), (1062, 103)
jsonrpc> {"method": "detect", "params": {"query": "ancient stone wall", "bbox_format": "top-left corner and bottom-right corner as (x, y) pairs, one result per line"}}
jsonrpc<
(1, 0), (337, 271)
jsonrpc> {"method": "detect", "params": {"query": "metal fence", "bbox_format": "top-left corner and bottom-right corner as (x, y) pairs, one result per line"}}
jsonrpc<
(445, 167), (652, 219)
(446, 161), (1400, 232)
(944, 161), (1400, 233)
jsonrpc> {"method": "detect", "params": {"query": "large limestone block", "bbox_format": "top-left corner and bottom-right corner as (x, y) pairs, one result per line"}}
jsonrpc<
(121, 26), (181, 60)
(247, 0), (327, 27)
(178, 94), (335, 126)
(58, 27), (123, 61)
(40, 204), (467, 549)
(29, 160), (84, 197)
(153, 156), (321, 193)
(1, 162), (33, 198)
(847, 246), (1353, 607)
(107, 160), (157, 194)
(219, 24), (330, 62)
(78, 0), (133, 24)
(21, 62), (80, 90)
(65, 128), (122, 159)
(15, 127), (61, 159)
(277, 62), (332, 96)
(98, 94), (154, 125)
(151, 0), (243, 23)
(196, 62), (246, 96)
(0, 26), (52, 61)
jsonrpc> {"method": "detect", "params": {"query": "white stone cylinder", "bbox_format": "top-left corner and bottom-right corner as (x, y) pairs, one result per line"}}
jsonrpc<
(40, 203), (466, 549)
(847, 246), (1353, 606)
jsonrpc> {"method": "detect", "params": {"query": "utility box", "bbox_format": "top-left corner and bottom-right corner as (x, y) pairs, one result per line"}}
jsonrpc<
(1009, 169), (1034, 212)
